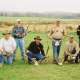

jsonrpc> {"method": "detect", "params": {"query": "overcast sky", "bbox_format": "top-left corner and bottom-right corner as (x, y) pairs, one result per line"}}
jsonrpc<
(0, 0), (80, 13)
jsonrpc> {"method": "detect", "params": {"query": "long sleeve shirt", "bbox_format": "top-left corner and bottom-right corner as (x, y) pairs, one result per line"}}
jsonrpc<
(0, 37), (16, 54)
(64, 41), (79, 56)
(27, 41), (45, 56)
(12, 25), (27, 38)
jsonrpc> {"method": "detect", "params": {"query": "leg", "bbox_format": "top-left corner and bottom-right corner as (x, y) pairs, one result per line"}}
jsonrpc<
(57, 45), (61, 58)
(64, 52), (69, 62)
(7, 55), (13, 64)
(0, 54), (3, 64)
(75, 53), (79, 63)
(27, 52), (33, 64)
(52, 44), (58, 63)
(13, 39), (18, 61)
(19, 39), (25, 62)
(35, 53), (43, 61)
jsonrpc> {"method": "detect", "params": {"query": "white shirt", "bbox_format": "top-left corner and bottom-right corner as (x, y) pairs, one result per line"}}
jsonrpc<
(0, 37), (16, 53)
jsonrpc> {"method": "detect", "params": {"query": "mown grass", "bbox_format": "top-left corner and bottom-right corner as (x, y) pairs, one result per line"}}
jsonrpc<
(0, 31), (80, 80)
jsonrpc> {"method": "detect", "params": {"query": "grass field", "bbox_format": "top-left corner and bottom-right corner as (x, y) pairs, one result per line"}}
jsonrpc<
(0, 31), (80, 80)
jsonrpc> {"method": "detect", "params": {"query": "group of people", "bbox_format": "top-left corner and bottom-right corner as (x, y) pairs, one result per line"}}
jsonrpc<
(0, 19), (80, 67)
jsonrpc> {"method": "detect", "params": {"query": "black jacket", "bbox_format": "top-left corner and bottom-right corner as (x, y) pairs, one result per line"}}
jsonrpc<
(27, 41), (45, 56)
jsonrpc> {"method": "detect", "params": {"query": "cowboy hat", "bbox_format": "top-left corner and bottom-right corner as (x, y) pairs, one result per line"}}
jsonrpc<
(34, 36), (42, 40)
(2, 30), (11, 35)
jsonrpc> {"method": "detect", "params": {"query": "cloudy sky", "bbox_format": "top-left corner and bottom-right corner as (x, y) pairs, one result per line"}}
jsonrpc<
(0, 0), (80, 13)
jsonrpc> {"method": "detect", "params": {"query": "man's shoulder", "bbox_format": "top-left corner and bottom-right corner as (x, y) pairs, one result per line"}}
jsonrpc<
(65, 41), (70, 46)
(10, 37), (15, 40)
(0, 38), (4, 41)
(12, 26), (18, 29)
(39, 43), (43, 47)
(73, 41), (78, 45)
(30, 41), (35, 44)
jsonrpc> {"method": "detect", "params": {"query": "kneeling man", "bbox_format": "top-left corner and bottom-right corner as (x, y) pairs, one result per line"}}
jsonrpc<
(26, 36), (45, 65)
(64, 35), (79, 64)
(0, 31), (16, 64)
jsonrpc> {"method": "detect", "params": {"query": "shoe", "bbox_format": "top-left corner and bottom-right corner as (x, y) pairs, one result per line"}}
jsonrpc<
(34, 61), (39, 66)
(58, 62), (63, 65)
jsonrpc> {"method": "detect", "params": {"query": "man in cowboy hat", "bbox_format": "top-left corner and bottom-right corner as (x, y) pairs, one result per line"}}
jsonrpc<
(26, 36), (45, 65)
(63, 35), (79, 64)
(0, 30), (16, 64)
(12, 19), (26, 62)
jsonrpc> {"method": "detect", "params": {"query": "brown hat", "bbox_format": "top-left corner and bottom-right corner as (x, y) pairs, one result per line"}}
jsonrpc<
(34, 36), (42, 40)
(2, 30), (11, 35)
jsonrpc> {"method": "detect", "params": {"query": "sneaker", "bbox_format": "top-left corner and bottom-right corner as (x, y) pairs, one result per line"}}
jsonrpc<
(32, 58), (39, 66)
(58, 62), (63, 65)
(34, 61), (39, 66)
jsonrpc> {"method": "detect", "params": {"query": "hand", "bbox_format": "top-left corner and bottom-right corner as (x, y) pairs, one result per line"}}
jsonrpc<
(0, 48), (3, 52)
(16, 33), (20, 36)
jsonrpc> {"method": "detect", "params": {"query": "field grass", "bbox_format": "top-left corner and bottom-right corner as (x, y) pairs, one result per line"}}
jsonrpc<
(0, 16), (80, 23)
(0, 31), (80, 80)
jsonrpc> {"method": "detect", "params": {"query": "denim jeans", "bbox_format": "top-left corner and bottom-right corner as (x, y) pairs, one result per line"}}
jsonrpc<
(52, 40), (61, 61)
(0, 54), (3, 64)
(13, 38), (25, 61)
(27, 51), (43, 64)
(4, 55), (13, 64)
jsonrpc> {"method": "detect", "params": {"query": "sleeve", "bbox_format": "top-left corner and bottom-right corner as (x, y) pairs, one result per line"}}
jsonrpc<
(12, 38), (16, 51)
(12, 26), (17, 37)
(27, 42), (33, 50)
(62, 27), (66, 36)
(22, 27), (27, 36)
(75, 42), (79, 56)
(40, 44), (45, 56)
(64, 42), (69, 55)
(77, 27), (80, 36)
(0, 39), (4, 52)
(48, 28), (54, 39)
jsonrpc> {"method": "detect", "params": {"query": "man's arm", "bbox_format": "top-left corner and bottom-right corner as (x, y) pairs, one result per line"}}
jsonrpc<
(12, 38), (16, 51)
(75, 42), (79, 56)
(12, 26), (17, 37)
(40, 44), (45, 56)
(22, 27), (27, 37)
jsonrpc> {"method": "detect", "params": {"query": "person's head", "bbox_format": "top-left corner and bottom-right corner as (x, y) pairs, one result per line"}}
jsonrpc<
(56, 20), (60, 27)
(16, 19), (21, 25)
(69, 36), (74, 43)
(34, 36), (42, 44)
(3, 31), (11, 40)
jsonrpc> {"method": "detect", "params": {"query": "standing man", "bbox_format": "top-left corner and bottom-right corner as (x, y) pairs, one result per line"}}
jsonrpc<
(77, 25), (80, 47)
(12, 19), (26, 62)
(0, 31), (16, 64)
(26, 36), (45, 65)
(64, 35), (79, 64)
(48, 20), (65, 64)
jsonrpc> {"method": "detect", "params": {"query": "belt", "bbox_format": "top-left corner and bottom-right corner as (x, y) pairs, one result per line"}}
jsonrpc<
(53, 38), (61, 41)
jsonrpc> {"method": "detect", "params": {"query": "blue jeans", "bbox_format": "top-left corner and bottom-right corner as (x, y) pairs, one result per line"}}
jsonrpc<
(4, 55), (13, 64)
(0, 54), (3, 64)
(52, 41), (61, 61)
(13, 38), (25, 61)
(27, 51), (43, 64)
